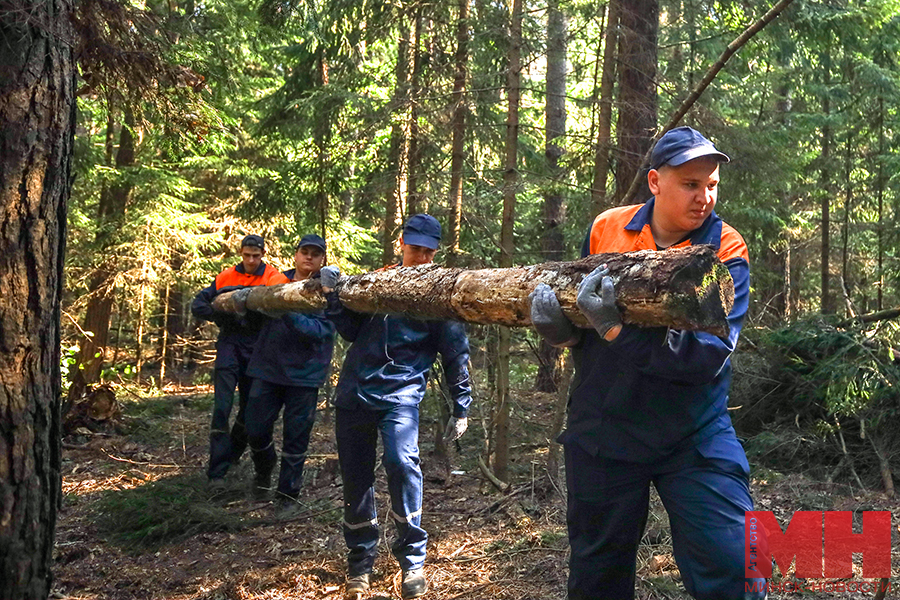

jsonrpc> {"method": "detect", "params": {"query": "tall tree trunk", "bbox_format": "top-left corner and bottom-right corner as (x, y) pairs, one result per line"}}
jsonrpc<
(820, 50), (833, 314)
(0, 0), (74, 595)
(383, 12), (413, 266)
(535, 0), (568, 392)
(446, 0), (470, 267)
(315, 53), (330, 242)
(495, 0), (522, 484)
(614, 0), (658, 204)
(876, 97), (884, 311)
(407, 6), (426, 215)
(841, 128), (853, 316)
(159, 279), (171, 384)
(76, 107), (137, 384)
(164, 255), (185, 371)
(776, 49), (793, 321)
(590, 0), (619, 216)
(136, 233), (150, 384)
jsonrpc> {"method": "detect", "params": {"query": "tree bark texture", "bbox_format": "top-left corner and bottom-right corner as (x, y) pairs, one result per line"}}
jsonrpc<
(0, 0), (74, 596)
(614, 0), (657, 205)
(215, 245), (735, 337)
(75, 107), (136, 385)
(590, 0), (619, 216)
(382, 11), (412, 266)
(536, 0), (568, 392)
(446, 0), (470, 265)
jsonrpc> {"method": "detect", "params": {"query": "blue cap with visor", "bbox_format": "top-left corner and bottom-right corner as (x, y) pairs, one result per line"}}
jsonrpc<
(650, 126), (730, 170)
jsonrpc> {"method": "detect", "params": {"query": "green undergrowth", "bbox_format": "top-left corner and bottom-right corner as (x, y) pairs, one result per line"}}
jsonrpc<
(120, 393), (212, 445)
(95, 472), (250, 550)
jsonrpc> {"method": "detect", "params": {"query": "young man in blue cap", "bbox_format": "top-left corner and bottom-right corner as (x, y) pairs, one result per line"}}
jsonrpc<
(529, 127), (766, 599)
(191, 234), (284, 491)
(320, 214), (472, 600)
(243, 234), (335, 515)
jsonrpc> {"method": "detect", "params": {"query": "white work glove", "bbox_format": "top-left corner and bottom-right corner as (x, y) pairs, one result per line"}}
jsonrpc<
(320, 265), (340, 292)
(443, 416), (468, 442)
(231, 287), (252, 316)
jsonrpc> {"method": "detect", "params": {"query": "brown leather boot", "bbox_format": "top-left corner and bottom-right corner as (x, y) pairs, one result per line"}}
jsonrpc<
(344, 573), (370, 600)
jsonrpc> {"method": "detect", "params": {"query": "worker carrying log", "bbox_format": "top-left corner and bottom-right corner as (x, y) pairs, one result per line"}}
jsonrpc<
(321, 214), (471, 600)
(529, 126), (765, 600)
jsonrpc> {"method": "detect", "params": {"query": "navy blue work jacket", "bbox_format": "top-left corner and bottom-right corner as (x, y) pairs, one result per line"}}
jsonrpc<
(246, 270), (336, 388)
(190, 261), (280, 344)
(326, 288), (473, 417)
(560, 199), (751, 464)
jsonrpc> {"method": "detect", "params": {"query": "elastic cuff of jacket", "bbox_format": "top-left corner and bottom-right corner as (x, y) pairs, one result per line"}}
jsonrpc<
(453, 408), (468, 419)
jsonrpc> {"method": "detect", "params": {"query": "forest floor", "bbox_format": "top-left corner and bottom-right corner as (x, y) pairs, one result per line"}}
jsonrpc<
(53, 386), (898, 600)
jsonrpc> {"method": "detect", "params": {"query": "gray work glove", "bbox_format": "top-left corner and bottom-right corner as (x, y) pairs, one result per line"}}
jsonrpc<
(528, 283), (579, 347)
(443, 416), (468, 442)
(576, 265), (622, 340)
(320, 266), (340, 292)
(231, 287), (253, 316)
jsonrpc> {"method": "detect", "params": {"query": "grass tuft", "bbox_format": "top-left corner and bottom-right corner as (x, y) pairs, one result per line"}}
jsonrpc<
(95, 472), (249, 550)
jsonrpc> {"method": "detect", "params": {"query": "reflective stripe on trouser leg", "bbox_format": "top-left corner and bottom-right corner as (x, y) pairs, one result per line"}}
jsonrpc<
(564, 442), (651, 600)
(380, 405), (427, 572)
(250, 440), (277, 480)
(208, 350), (239, 480)
(336, 407), (380, 577)
(229, 355), (253, 462)
(247, 379), (284, 481)
(278, 386), (318, 498)
(277, 451), (307, 499)
(654, 431), (766, 600)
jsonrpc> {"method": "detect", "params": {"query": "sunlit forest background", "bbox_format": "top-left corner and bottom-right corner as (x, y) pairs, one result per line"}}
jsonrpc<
(60, 0), (900, 534)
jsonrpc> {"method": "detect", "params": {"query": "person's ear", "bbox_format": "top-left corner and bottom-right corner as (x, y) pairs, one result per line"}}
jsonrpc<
(647, 169), (661, 196)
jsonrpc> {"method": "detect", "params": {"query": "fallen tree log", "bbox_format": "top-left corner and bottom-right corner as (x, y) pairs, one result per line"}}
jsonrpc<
(212, 244), (734, 336)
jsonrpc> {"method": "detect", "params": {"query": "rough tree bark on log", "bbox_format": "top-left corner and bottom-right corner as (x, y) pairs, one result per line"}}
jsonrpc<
(214, 245), (734, 337)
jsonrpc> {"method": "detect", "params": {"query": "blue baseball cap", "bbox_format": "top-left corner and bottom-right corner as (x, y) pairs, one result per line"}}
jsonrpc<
(650, 126), (730, 170)
(296, 233), (326, 251)
(241, 234), (265, 250)
(402, 214), (442, 250)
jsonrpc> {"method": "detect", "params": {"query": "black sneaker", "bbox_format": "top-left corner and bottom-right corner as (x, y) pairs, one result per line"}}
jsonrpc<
(344, 573), (370, 600)
(401, 568), (427, 599)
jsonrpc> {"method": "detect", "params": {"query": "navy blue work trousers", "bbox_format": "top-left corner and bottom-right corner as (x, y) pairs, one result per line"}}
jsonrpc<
(208, 339), (253, 480)
(564, 431), (767, 600)
(336, 405), (426, 576)
(245, 380), (318, 499)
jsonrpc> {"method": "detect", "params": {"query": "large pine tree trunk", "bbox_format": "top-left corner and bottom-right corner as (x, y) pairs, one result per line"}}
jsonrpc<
(590, 0), (619, 216)
(0, 0), (74, 596)
(75, 107), (137, 385)
(820, 51), (833, 314)
(494, 0), (523, 484)
(535, 0), (568, 393)
(615, 0), (657, 204)
(383, 11), (413, 266)
(406, 7), (426, 215)
(446, 0), (470, 266)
